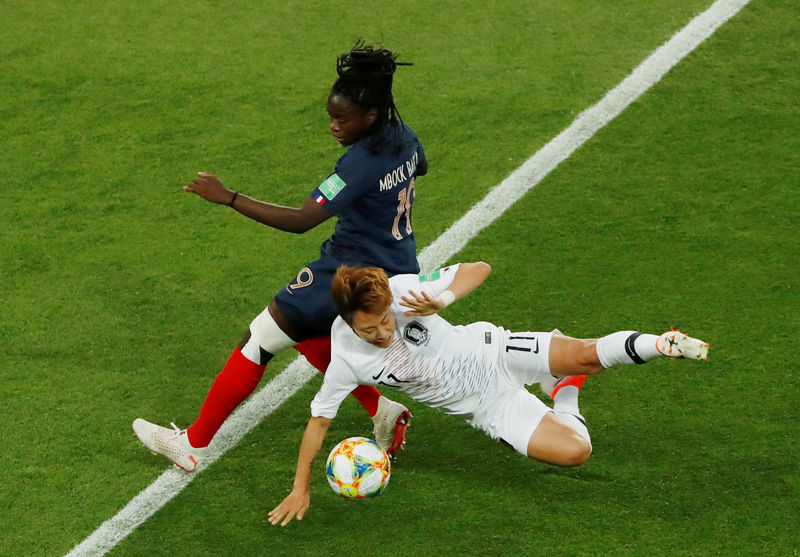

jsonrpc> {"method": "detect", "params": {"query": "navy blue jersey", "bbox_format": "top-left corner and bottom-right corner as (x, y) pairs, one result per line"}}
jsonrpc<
(311, 123), (426, 276)
(273, 124), (426, 340)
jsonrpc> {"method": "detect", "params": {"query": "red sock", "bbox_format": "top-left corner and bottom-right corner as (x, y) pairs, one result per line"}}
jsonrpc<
(295, 337), (381, 417)
(186, 347), (266, 448)
(294, 336), (332, 372)
(349, 384), (381, 417)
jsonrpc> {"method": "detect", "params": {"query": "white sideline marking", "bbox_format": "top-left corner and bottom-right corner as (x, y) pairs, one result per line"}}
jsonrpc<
(66, 0), (751, 554)
(67, 359), (317, 556)
(417, 0), (751, 273)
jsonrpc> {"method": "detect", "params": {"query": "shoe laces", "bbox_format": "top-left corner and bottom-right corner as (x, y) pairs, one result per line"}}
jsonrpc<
(168, 422), (183, 439)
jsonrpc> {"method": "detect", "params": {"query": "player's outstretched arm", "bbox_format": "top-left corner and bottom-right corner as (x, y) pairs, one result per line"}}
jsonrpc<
(268, 416), (332, 526)
(401, 261), (492, 316)
(184, 172), (331, 233)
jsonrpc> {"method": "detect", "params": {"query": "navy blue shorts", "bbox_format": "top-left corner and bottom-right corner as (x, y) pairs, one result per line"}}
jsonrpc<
(273, 253), (343, 340)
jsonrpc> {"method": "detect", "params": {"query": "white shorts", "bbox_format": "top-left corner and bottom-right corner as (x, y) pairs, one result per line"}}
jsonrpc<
(468, 330), (556, 455)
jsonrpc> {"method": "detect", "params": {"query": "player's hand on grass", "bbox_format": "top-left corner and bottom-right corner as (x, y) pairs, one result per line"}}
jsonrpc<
(183, 172), (236, 205)
(400, 289), (445, 316)
(268, 490), (310, 526)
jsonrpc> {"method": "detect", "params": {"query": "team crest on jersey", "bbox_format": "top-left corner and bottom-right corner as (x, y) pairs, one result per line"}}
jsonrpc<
(404, 321), (429, 346)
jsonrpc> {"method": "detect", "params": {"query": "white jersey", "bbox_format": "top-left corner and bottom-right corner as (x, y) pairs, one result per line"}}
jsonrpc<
(311, 265), (506, 420)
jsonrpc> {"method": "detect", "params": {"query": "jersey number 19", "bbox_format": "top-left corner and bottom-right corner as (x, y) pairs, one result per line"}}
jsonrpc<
(391, 178), (415, 241)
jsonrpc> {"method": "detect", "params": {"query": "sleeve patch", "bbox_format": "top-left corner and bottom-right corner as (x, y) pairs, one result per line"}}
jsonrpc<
(418, 269), (441, 282)
(319, 173), (347, 200)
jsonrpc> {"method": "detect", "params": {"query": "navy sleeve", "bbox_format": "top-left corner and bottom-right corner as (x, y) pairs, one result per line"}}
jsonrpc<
(309, 148), (375, 217)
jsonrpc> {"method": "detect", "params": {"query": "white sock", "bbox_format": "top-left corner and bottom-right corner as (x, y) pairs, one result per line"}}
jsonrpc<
(595, 331), (660, 368)
(553, 385), (580, 415)
(552, 386), (591, 447)
(634, 333), (662, 360)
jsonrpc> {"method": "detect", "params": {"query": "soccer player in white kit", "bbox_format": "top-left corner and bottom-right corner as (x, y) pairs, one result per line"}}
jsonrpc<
(268, 261), (709, 526)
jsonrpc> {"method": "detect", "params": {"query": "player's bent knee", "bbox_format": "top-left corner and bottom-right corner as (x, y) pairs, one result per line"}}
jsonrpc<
(527, 414), (592, 466)
(555, 435), (592, 467)
(535, 435), (591, 467)
(246, 305), (295, 358)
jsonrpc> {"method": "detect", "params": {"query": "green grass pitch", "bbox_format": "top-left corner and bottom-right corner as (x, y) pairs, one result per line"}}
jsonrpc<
(1, 0), (798, 555)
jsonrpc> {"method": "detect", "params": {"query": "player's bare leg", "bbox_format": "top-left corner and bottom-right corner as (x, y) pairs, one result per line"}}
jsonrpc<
(527, 413), (591, 467)
(532, 370), (592, 466)
(548, 336), (605, 376)
(548, 329), (709, 376)
(528, 329), (709, 468)
(133, 304), (293, 471)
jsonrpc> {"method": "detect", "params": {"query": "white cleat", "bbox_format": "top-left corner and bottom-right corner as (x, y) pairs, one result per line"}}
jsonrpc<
(372, 396), (411, 457)
(656, 330), (709, 360)
(132, 418), (208, 473)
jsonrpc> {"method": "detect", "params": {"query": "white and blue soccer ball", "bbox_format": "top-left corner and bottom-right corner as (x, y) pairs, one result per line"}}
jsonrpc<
(325, 437), (391, 499)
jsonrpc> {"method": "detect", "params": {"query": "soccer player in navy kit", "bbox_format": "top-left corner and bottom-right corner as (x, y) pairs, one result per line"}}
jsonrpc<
(133, 43), (426, 472)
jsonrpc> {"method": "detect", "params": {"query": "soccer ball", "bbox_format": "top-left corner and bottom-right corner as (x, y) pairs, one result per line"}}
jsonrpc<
(325, 437), (391, 499)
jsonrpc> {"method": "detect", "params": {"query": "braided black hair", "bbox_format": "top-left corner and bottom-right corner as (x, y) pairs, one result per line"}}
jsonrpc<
(330, 41), (412, 148)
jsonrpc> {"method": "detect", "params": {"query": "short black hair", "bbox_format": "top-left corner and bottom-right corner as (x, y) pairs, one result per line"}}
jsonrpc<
(331, 41), (412, 149)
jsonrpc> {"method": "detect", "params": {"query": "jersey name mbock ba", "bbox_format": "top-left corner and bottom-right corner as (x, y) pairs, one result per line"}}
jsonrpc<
(379, 151), (420, 192)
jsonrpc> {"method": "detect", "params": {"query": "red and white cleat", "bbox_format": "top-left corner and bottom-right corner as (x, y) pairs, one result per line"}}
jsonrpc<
(386, 409), (412, 458)
(372, 396), (412, 458)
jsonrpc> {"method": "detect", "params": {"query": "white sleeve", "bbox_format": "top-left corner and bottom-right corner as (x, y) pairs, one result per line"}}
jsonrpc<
(310, 356), (359, 419)
(390, 264), (461, 301)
